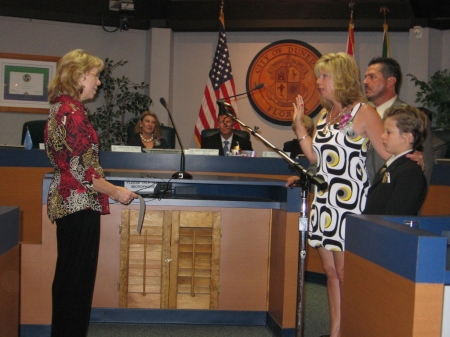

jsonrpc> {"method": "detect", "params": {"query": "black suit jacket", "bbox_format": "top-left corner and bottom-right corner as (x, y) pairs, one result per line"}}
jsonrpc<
(201, 132), (253, 156)
(363, 153), (428, 215)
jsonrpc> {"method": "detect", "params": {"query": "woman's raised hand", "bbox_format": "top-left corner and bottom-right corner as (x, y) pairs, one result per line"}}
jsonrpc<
(292, 94), (307, 138)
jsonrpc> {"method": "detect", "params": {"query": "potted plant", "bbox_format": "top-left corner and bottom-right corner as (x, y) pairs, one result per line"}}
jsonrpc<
(408, 69), (450, 130)
(88, 59), (152, 151)
(407, 69), (450, 158)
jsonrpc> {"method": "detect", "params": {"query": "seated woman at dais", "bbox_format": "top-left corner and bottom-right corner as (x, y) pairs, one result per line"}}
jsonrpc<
(127, 111), (168, 150)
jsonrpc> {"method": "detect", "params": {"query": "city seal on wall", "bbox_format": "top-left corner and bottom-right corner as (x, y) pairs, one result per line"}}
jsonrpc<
(246, 40), (322, 126)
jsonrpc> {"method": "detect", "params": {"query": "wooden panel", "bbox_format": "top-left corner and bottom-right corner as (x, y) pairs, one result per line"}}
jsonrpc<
(413, 284), (444, 336)
(120, 210), (169, 309)
(217, 208), (271, 311)
(160, 212), (172, 308)
(169, 211), (221, 310)
(0, 167), (49, 243)
(119, 210), (130, 307)
(342, 251), (443, 337)
(421, 185), (450, 215)
(0, 245), (20, 337)
(20, 205), (272, 325)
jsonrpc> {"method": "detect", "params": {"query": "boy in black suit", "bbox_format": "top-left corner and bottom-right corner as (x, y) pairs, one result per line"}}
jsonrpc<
(201, 115), (253, 156)
(363, 105), (428, 215)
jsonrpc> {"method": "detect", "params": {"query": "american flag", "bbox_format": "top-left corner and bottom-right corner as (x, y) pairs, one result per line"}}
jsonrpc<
(194, 12), (239, 146)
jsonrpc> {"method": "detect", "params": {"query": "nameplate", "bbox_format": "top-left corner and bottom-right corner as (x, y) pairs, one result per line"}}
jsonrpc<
(111, 145), (141, 153)
(39, 143), (45, 150)
(185, 148), (219, 156)
(229, 150), (256, 157)
(262, 151), (289, 158)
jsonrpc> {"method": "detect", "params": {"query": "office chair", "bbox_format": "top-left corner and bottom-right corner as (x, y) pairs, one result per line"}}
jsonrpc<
(21, 120), (47, 149)
(201, 128), (250, 141)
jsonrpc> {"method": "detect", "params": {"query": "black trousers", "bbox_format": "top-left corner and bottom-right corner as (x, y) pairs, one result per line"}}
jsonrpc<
(51, 209), (101, 337)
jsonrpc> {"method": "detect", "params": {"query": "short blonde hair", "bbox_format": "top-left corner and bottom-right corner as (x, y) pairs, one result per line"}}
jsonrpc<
(134, 111), (162, 138)
(48, 49), (104, 103)
(384, 105), (428, 152)
(314, 52), (366, 111)
(292, 115), (315, 137)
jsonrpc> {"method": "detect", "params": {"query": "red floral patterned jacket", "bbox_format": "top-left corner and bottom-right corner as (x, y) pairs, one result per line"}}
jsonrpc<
(44, 95), (110, 221)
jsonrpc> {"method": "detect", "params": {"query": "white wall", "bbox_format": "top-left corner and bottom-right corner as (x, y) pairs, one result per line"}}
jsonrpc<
(0, 16), (447, 155)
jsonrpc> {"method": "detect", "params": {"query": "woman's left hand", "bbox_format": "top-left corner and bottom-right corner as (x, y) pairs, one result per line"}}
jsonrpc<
(115, 186), (138, 205)
(406, 150), (425, 171)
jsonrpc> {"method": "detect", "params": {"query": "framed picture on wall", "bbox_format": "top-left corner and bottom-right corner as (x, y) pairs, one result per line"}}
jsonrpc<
(0, 53), (60, 114)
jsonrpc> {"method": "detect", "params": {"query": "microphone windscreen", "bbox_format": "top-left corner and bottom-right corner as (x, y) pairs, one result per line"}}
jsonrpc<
(254, 83), (264, 90)
(159, 97), (166, 107)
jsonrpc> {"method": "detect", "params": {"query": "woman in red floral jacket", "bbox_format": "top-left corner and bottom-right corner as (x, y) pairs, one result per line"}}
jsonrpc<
(44, 49), (137, 337)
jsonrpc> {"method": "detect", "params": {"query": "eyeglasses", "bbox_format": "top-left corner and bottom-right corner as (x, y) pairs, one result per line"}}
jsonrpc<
(89, 72), (100, 79)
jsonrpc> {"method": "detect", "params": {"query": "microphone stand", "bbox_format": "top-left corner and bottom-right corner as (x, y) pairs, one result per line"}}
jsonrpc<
(160, 98), (193, 179)
(224, 111), (327, 337)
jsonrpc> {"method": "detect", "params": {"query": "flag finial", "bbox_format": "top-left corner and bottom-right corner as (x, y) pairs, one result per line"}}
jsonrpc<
(380, 6), (389, 25)
(219, 0), (225, 27)
(349, 0), (355, 23)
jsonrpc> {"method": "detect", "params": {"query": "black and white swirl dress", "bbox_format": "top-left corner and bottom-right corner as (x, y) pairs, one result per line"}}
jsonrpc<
(308, 103), (370, 252)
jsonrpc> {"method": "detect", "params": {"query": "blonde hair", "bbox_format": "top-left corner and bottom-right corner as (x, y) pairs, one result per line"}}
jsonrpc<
(292, 115), (315, 137)
(134, 111), (162, 138)
(314, 52), (366, 111)
(48, 49), (104, 103)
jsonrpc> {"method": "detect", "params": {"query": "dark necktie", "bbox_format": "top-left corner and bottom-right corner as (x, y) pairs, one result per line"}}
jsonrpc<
(380, 163), (387, 174)
(223, 140), (229, 155)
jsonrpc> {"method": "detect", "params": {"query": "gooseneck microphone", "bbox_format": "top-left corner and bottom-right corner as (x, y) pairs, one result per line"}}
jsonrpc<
(216, 83), (264, 108)
(160, 97), (193, 179)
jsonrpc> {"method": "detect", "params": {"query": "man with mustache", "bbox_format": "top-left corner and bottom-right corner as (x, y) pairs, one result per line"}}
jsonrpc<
(363, 57), (433, 184)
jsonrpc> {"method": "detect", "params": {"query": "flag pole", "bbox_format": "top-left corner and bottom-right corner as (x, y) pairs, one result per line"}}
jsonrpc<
(381, 6), (390, 57)
(346, 1), (356, 55)
(193, 0), (240, 145)
(220, 0), (225, 24)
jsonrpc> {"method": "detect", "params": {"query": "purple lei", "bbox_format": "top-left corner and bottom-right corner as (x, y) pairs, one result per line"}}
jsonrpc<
(339, 113), (352, 129)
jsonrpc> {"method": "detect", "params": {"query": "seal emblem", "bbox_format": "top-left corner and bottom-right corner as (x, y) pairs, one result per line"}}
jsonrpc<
(246, 40), (322, 125)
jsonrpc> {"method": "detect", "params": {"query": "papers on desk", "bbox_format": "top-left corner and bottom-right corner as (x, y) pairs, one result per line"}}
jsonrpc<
(185, 148), (219, 156)
(111, 145), (141, 153)
(143, 148), (182, 154)
(0, 144), (25, 148)
(262, 151), (288, 158)
(229, 150), (256, 157)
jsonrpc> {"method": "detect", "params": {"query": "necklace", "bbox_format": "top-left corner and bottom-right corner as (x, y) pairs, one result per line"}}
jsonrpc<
(323, 106), (346, 135)
(140, 133), (154, 143)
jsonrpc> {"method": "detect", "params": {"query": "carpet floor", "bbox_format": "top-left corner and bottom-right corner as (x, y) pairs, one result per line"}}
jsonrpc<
(87, 281), (330, 337)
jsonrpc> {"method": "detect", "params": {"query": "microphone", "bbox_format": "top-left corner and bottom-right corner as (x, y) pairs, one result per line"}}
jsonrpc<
(160, 97), (193, 179)
(216, 83), (264, 107)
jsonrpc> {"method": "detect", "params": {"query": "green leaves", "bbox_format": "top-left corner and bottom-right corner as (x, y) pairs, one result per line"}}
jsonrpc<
(408, 69), (450, 130)
(88, 58), (152, 151)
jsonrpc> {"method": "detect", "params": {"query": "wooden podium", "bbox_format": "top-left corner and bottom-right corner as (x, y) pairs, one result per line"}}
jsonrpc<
(342, 215), (450, 337)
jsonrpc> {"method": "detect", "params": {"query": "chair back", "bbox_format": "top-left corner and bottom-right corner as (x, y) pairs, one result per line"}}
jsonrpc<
(201, 128), (250, 141)
(160, 125), (176, 149)
(21, 120), (47, 149)
(127, 123), (176, 149)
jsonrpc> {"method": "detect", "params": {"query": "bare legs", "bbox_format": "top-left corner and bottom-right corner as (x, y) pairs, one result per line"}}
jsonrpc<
(318, 247), (344, 337)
